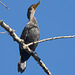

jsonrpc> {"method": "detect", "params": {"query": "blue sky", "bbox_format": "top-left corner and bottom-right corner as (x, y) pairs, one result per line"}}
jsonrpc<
(0, 0), (75, 75)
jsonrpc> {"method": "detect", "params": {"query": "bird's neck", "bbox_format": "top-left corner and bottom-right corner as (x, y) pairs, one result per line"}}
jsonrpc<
(29, 17), (37, 24)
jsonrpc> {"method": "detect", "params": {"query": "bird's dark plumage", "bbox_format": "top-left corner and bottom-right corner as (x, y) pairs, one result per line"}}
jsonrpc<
(18, 1), (40, 73)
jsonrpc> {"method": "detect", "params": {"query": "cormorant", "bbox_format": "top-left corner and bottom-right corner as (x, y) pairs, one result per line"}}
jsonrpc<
(18, 1), (40, 73)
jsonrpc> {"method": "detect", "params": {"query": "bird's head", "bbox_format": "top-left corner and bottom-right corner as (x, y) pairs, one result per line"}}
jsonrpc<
(27, 1), (40, 20)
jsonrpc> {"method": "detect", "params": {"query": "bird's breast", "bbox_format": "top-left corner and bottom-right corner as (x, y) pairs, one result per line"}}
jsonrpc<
(27, 26), (40, 42)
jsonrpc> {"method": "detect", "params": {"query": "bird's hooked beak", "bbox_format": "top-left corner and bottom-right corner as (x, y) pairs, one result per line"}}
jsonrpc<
(33, 0), (40, 10)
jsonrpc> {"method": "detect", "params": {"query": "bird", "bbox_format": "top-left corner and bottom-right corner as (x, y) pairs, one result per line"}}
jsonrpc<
(18, 1), (40, 73)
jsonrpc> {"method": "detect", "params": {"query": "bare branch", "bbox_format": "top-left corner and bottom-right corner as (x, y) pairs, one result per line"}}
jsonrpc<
(0, 1), (10, 9)
(0, 20), (52, 75)
(0, 31), (6, 33)
(27, 35), (75, 46)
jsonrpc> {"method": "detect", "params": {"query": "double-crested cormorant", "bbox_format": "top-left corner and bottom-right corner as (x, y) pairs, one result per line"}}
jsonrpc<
(18, 1), (40, 73)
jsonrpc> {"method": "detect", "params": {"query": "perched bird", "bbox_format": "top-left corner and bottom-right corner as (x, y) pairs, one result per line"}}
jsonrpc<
(18, 1), (40, 73)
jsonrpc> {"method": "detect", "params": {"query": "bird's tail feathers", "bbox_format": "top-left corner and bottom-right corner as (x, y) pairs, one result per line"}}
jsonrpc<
(18, 56), (27, 73)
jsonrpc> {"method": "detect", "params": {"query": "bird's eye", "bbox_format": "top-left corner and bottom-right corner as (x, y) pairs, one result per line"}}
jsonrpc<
(30, 6), (34, 11)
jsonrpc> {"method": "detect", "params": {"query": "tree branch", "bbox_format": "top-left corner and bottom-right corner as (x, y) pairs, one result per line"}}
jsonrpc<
(0, 20), (52, 75)
(0, 31), (6, 33)
(0, 1), (10, 9)
(27, 35), (75, 46)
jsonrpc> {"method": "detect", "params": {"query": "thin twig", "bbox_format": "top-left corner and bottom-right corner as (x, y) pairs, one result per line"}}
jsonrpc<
(27, 35), (75, 46)
(0, 1), (10, 9)
(0, 20), (52, 75)
(0, 31), (6, 33)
